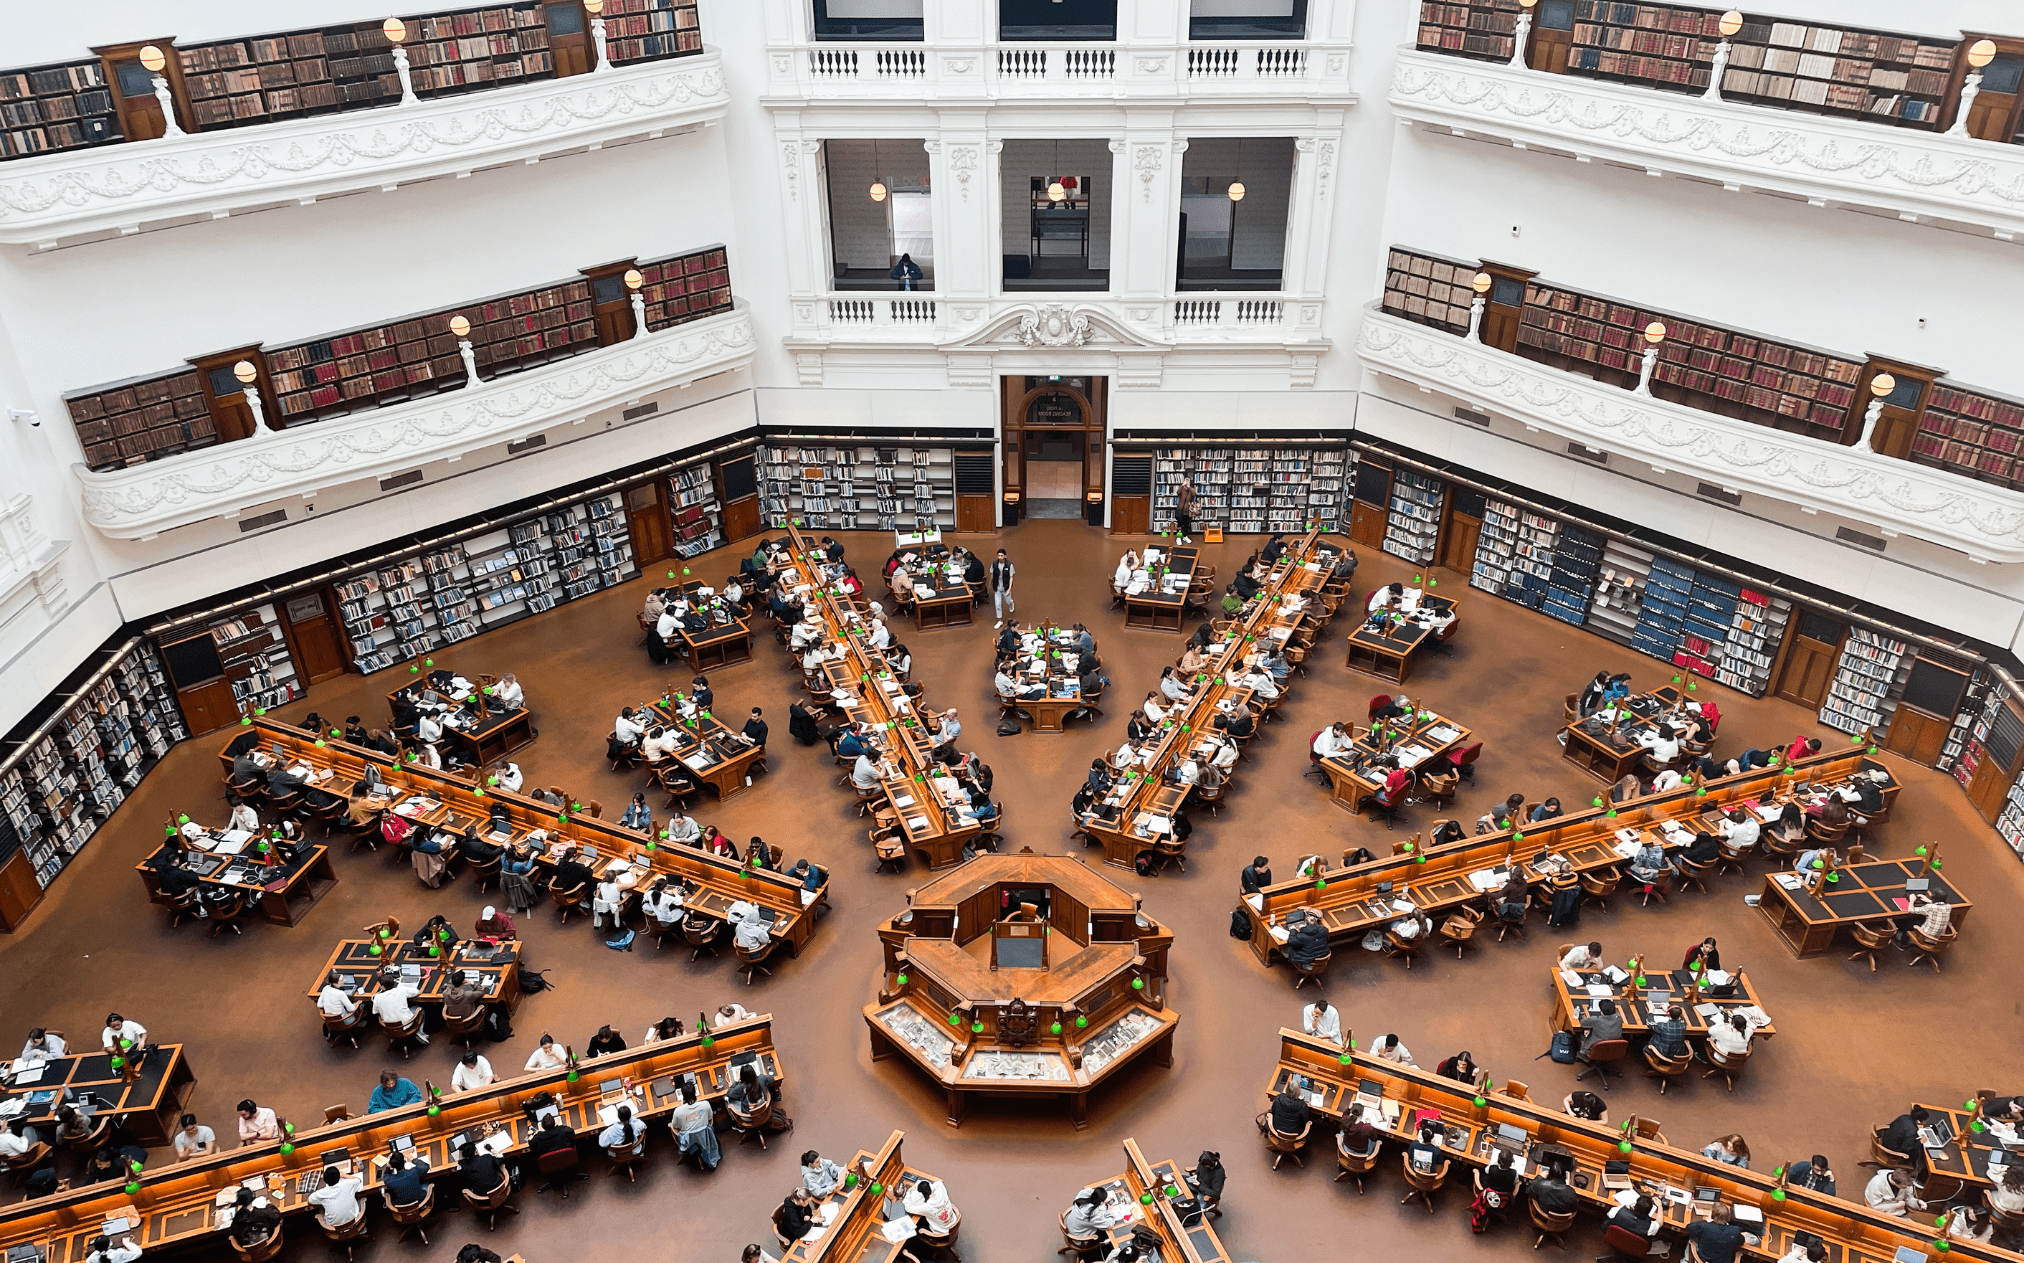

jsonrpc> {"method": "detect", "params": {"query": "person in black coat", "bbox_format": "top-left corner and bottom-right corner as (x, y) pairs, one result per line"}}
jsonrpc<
(1877, 1108), (1927, 1157)
(1675, 831), (1722, 870)
(742, 708), (768, 746)
(1240, 856), (1272, 895)
(779, 1189), (820, 1240)
(1283, 910), (1329, 969)
(1267, 1083), (1311, 1135)
(787, 700), (821, 746)
(455, 1141), (507, 1196)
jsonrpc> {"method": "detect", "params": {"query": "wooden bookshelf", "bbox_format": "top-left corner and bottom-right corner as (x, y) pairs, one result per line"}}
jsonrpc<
(1380, 247), (1478, 337)
(64, 370), (218, 471)
(603, 0), (705, 61)
(637, 247), (733, 331)
(1416, 0), (1523, 63)
(0, 60), (119, 160)
(1718, 17), (1955, 129)
(1148, 444), (1346, 535)
(762, 445), (957, 532)
(1913, 382), (2024, 492)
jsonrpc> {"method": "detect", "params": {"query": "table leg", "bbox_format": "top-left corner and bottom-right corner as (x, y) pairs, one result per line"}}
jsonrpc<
(946, 1087), (968, 1128)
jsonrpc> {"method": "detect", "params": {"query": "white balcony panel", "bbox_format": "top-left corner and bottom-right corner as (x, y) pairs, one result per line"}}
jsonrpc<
(1357, 306), (2024, 563)
(0, 53), (729, 248)
(767, 43), (1353, 104)
(1388, 48), (2024, 240)
(77, 307), (755, 540)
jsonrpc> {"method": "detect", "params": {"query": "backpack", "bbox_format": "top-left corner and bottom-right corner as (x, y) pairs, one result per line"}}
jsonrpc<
(605, 929), (636, 952)
(1229, 908), (1252, 940)
(1548, 1030), (1578, 1063)
(520, 967), (552, 994)
(997, 720), (1023, 736)
(1134, 852), (1159, 876)
(483, 1008), (514, 1043)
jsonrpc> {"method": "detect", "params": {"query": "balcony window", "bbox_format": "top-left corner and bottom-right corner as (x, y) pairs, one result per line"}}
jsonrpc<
(822, 139), (935, 292)
(813, 0), (923, 41)
(1000, 140), (1113, 292)
(1001, 0), (1116, 42)
(1176, 137), (1293, 291)
(1188, 0), (1308, 40)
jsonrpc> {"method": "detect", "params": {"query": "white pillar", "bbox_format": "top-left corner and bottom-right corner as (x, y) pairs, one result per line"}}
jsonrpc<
(1702, 40), (1732, 101)
(1947, 72), (1984, 138)
(1467, 295), (1487, 342)
(457, 340), (480, 386)
(630, 291), (648, 338)
(243, 387), (271, 435)
(151, 77), (184, 137)
(1853, 399), (1884, 453)
(1509, 10), (1532, 68)
(393, 46), (419, 105)
(591, 15), (613, 73)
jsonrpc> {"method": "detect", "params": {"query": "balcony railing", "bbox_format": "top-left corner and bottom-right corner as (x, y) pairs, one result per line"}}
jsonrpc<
(1357, 305), (2024, 564)
(0, 51), (729, 247)
(76, 305), (755, 539)
(1388, 48), (2024, 239)
(797, 294), (1318, 344)
(769, 41), (1351, 102)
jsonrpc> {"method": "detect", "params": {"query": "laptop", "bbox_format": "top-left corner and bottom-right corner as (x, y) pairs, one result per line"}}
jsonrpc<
(271, 742), (286, 760)
(1919, 1117), (1955, 1151)
(599, 1079), (623, 1097)
(1905, 878), (1931, 892)
(1496, 1123), (1530, 1145)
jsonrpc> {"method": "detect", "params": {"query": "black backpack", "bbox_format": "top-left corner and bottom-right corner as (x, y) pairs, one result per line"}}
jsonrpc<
(484, 1008), (513, 1043)
(1547, 1030), (1578, 1063)
(520, 967), (552, 994)
(1229, 908), (1252, 940)
(997, 719), (1022, 736)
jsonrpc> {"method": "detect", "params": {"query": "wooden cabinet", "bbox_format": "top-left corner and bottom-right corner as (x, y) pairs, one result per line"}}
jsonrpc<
(955, 495), (996, 532)
(0, 850), (42, 932)
(176, 679), (242, 737)
(582, 260), (642, 346)
(1847, 358), (1942, 459)
(1884, 707), (1951, 767)
(1525, 0), (1578, 73)
(1110, 496), (1149, 535)
(93, 39), (190, 142)
(1774, 612), (1843, 711)
(546, 2), (595, 76)
(1945, 37), (2024, 142)
(1477, 262), (1537, 354)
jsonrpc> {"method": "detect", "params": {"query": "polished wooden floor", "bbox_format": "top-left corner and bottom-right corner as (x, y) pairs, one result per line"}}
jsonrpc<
(7, 518), (2021, 1262)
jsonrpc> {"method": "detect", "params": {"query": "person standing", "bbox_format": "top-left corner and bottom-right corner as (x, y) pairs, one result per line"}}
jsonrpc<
(889, 254), (923, 291)
(1175, 478), (1200, 544)
(990, 549), (1016, 629)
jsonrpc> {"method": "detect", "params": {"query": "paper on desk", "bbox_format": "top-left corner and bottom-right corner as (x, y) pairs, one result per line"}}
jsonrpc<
(1559, 969), (1583, 988)
(1389, 898), (1415, 914)
(881, 1219), (917, 1243)
(905, 816), (929, 832)
(1612, 839), (1643, 859)
(681, 756), (709, 771)
(1269, 925), (1290, 943)
(1245, 894), (1264, 912)
(1603, 966), (1630, 983)
(1585, 984), (1614, 998)
(892, 794), (915, 808)
(478, 1132), (513, 1157)
(1145, 815), (1172, 835)
(1469, 869), (1508, 892)
(1614, 828), (1639, 844)
(1772, 872), (1803, 889)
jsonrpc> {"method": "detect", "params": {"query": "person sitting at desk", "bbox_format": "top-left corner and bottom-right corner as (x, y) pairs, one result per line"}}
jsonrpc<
(1178, 642), (1209, 677)
(224, 795), (260, 835)
(1685, 1203), (1759, 1263)
(586, 1024), (626, 1057)
(369, 1068), (422, 1113)
(443, 970), (486, 1024)
(528, 1114), (580, 1171)
(1231, 568), (1262, 603)
(1126, 709), (1157, 743)
(641, 726), (678, 765)
(1896, 891), (1951, 948)
(1113, 551), (1141, 590)
(1683, 937), (1721, 971)
(1312, 723), (1354, 759)
(833, 723), (868, 759)
(1559, 942), (1603, 970)
(671, 1082), (721, 1171)
(745, 837), (776, 870)
(234, 1099), (279, 1147)
(1643, 1004), (1688, 1058)
(996, 659), (1044, 701)
(1638, 723), (1682, 766)
(643, 878), (686, 928)
(85, 1234), (142, 1263)
(598, 1104), (646, 1152)
(931, 709), (961, 750)
(489, 673), (523, 711)
(1725, 747), (1773, 776)
(1707, 1012), (1753, 1064)
(1471, 1148), (1521, 1230)
(1563, 1090), (1608, 1123)
(906, 1177), (960, 1232)
(1526, 1160), (1578, 1216)
(608, 707), (645, 761)
(888, 643), (915, 678)
(414, 914), (459, 953)
(728, 901), (773, 953)
(1865, 1167), (1928, 1218)
(665, 810), (701, 846)
(742, 708), (768, 748)
(851, 752), (888, 792)
(703, 828), (738, 859)
(642, 1016), (685, 1046)
(1283, 910), (1329, 971)
(778, 1187), (822, 1241)
(1606, 1194), (1660, 1241)
(1785, 1154), (1836, 1195)
(1406, 1120), (1445, 1175)
(301, 1166), (368, 1233)
(1436, 1050), (1484, 1087)
(1235, 662), (1280, 701)
(525, 1034), (568, 1074)
(167, 1113), (215, 1161)
(1579, 999), (1624, 1055)
(460, 824), (504, 869)
(1650, 767), (1685, 792)
(552, 849), (597, 897)
(20, 1027), (65, 1064)
(1221, 704), (1257, 739)
(152, 852), (204, 911)
(1988, 1164), (2024, 1215)
(101, 1012), (146, 1054)
(1675, 830), (1722, 872)
(1301, 998), (1343, 1046)
(316, 971), (359, 1024)
(619, 792), (652, 833)
(1064, 1186), (1119, 1238)
(451, 1050), (496, 1093)
(1157, 666), (1191, 705)
(1718, 808), (1760, 853)
(1624, 838), (1667, 886)
(372, 977), (429, 1045)
(1368, 582), (1405, 614)
(1265, 1079), (1311, 1136)
(1241, 855), (1273, 896)
(472, 905), (516, 941)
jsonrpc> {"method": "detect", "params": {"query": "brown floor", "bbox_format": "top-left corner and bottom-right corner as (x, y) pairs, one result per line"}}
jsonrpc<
(8, 518), (2023, 1263)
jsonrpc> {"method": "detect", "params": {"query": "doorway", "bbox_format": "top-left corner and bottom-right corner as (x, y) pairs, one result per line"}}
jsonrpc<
(1438, 487), (1485, 574)
(1002, 376), (1105, 522)
(1773, 610), (1843, 710)
(625, 482), (673, 567)
(282, 592), (350, 684)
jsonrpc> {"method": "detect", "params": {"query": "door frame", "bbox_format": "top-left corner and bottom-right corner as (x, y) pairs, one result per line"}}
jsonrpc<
(1000, 375), (1107, 520)
(624, 480), (674, 567)
(277, 588), (350, 685)
(1771, 609), (1844, 710)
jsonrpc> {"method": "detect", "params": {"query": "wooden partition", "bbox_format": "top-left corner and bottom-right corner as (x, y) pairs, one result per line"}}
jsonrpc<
(783, 1130), (912, 1263)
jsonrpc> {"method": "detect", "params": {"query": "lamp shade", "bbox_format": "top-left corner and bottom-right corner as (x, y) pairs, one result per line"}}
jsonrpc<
(1969, 39), (1998, 68)
(584, 0), (603, 11)
(624, 268), (644, 291)
(1643, 321), (1666, 345)
(449, 315), (471, 338)
(1718, 10), (1744, 36)
(383, 17), (408, 43)
(1518, 0), (1536, 7)
(869, 181), (888, 202)
(1871, 373), (1898, 398)
(232, 360), (258, 385)
(1227, 180), (1246, 202)
(1048, 180), (1066, 201)
(139, 46), (167, 73)
(1472, 272), (1493, 294)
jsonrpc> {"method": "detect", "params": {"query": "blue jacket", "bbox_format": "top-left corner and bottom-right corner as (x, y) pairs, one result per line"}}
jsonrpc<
(368, 1078), (423, 1113)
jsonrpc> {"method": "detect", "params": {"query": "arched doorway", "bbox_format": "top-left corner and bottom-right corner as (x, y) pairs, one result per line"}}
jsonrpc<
(1002, 376), (1106, 521)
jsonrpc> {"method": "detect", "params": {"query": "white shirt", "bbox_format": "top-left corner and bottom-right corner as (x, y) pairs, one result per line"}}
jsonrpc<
(645, 888), (685, 924)
(416, 714), (443, 742)
(614, 714), (645, 744)
(228, 804), (260, 833)
(88, 1243), (141, 1263)
(904, 1183), (959, 1229)
(1373, 1039), (1415, 1066)
(1115, 559), (1135, 587)
(0, 1130), (33, 1157)
(1651, 770), (1684, 791)
(1302, 1003), (1343, 1045)
(1639, 733), (1680, 764)
(853, 755), (883, 790)
(450, 1057), (495, 1093)
(1210, 742), (1238, 770)
(525, 1044), (567, 1072)
(1313, 729), (1352, 757)
(1369, 588), (1399, 613)
(372, 984), (421, 1024)
(318, 985), (358, 1018)
(21, 1034), (65, 1062)
(496, 680), (524, 710)
(1144, 698), (1167, 723)
(102, 1019), (146, 1052)
(496, 764), (523, 792)
(594, 880), (625, 914)
(1708, 1022), (1751, 1058)
(729, 902), (771, 952)
(1559, 945), (1599, 970)
(310, 1175), (365, 1225)
(1721, 817), (1761, 849)
(869, 623), (891, 649)
(656, 610), (681, 639)
(1864, 1170), (1912, 1216)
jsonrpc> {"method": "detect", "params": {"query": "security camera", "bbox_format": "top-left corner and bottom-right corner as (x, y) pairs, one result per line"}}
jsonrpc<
(7, 408), (39, 428)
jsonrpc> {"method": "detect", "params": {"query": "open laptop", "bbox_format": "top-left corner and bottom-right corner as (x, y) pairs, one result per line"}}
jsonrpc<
(1919, 1116), (1956, 1151)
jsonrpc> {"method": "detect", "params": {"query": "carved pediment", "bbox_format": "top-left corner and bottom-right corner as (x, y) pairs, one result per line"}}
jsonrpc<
(944, 304), (1165, 351)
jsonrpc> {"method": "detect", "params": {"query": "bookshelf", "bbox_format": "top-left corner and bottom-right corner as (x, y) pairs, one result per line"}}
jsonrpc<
(1380, 247), (1478, 337)
(1819, 626), (1911, 734)
(1939, 669), (1996, 777)
(1995, 775), (2024, 859)
(64, 369), (218, 472)
(761, 445), (957, 532)
(0, 59), (118, 161)
(1542, 524), (1602, 627)
(1148, 444), (1346, 535)
(1717, 19), (1955, 128)
(670, 462), (724, 558)
(1470, 499), (1558, 610)
(637, 247), (734, 332)
(1415, 0), (1523, 62)
(1631, 555), (1693, 664)
(1588, 538), (1653, 647)
(0, 641), (188, 914)
(1712, 587), (1791, 695)
(1383, 468), (1443, 566)
(210, 606), (301, 716)
(602, 0), (706, 63)
(1912, 382), (2024, 491)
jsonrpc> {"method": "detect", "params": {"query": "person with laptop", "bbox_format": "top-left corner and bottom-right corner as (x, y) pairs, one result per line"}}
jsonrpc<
(20, 1028), (65, 1063)
(1683, 1202), (1757, 1263)
(371, 975), (429, 1045)
(1876, 1107), (1928, 1158)
(225, 1187), (281, 1251)
(1606, 1194), (1661, 1240)
(597, 1103), (646, 1151)
(671, 1081), (721, 1171)
(82, 1233), (141, 1263)
(1895, 891), (1952, 948)
(381, 1148), (431, 1208)
(1263, 1079), (1311, 1138)
(308, 1165), (365, 1228)
(1578, 998), (1623, 1056)
(727, 900), (773, 953)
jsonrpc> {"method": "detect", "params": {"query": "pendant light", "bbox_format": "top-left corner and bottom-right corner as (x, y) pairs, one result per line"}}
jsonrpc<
(1048, 180), (1066, 202)
(869, 138), (887, 202)
(1228, 136), (1246, 201)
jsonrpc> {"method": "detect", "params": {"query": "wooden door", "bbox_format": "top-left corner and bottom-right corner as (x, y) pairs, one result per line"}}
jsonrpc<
(1773, 611), (1842, 710)
(546, 3), (593, 76)
(190, 346), (277, 443)
(281, 592), (349, 684)
(716, 453), (762, 543)
(1438, 512), (1481, 574)
(1948, 39), (2024, 142)
(1964, 696), (2024, 822)
(1349, 461), (1391, 548)
(954, 451), (995, 530)
(1883, 708), (1949, 767)
(1527, 0), (1577, 72)
(1109, 451), (1152, 535)
(0, 851), (42, 932)
(1847, 359), (1939, 458)
(721, 497), (761, 542)
(95, 40), (189, 141)
(582, 260), (640, 346)
(176, 678), (243, 736)
(625, 483), (673, 566)
(1477, 265), (1535, 353)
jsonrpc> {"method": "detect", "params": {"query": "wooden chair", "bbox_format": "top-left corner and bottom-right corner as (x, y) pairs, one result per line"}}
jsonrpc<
(1436, 906), (1483, 959)
(1057, 1210), (1104, 1259)
(1701, 1046), (1750, 1091)
(160, 886), (203, 929)
(323, 1007), (370, 1049)
(1904, 924), (1957, 972)
(206, 891), (252, 937)
(444, 1006), (487, 1049)
(1334, 1136), (1381, 1192)
(1382, 930), (1423, 970)
(1628, 1115), (1668, 1145)
(3, 1142), (51, 1179)
(1643, 1046), (1692, 1094)
(728, 1098), (775, 1149)
(1847, 920), (1895, 971)
(1804, 817), (1850, 846)
(736, 941), (776, 985)
(1580, 866), (1620, 913)
(61, 1115), (113, 1154)
(1530, 1203), (1576, 1249)
(534, 1144), (585, 1198)
(548, 877), (591, 923)
(1981, 1190), (2024, 1243)
(1399, 1154), (1450, 1212)
(1636, 868), (1674, 906)
(1289, 950), (1331, 991)
(1866, 1125), (1914, 1171)
(379, 1008), (426, 1059)
(1673, 855), (1716, 895)
(231, 1222), (285, 1263)
(387, 1184), (435, 1244)
(1493, 901), (1527, 942)
(1714, 836), (1756, 878)
(1259, 1117), (1311, 1169)
(318, 1212), (370, 1261)
(605, 1131), (649, 1182)
(363, 916), (401, 940)
(684, 917), (721, 961)
(323, 1105), (352, 1123)
(1576, 1038), (1630, 1089)
(1414, 771), (1459, 809)
(1562, 693), (1580, 724)
(915, 1215), (963, 1262)
(1193, 779), (1226, 817)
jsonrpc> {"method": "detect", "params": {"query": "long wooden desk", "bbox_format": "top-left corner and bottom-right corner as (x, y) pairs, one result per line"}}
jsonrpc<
(1914, 1102), (2010, 1192)
(1241, 748), (1901, 967)
(388, 677), (535, 766)
(913, 587), (973, 631)
(1266, 1029), (2024, 1263)
(1548, 964), (1774, 1041)
(0, 1046), (196, 1149)
(1080, 1139), (1232, 1263)
(645, 694), (766, 801)
(1118, 545), (1199, 630)
(782, 1131), (949, 1263)
(0, 1018), (782, 1262)
(217, 723), (822, 958)
(1562, 688), (1686, 782)
(306, 938), (524, 1017)
(1758, 858), (1970, 958)
(136, 841), (338, 926)
(1319, 709), (1474, 813)
(683, 619), (754, 669)
(1083, 528), (1340, 870)
(1000, 622), (1087, 734)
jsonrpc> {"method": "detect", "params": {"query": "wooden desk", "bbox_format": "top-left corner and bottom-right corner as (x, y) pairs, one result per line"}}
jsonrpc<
(1561, 689), (1685, 782)
(913, 588), (973, 631)
(1118, 545), (1199, 630)
(307, 938), (524, 1017)
(683, 620), (754, 669)
(1242, 749), (1901, 966)
(645, 697), (766, 800)
(1913, 1103), (2008, 1191)
(782, 1131), (951, 1263)
(0, 1019), (782, 1262)
(0, 1046), (195, 1148)
(388, 679), (535, 765)
(1265, 1030), (2024, 1263)
(1757, 858), (1971, 958)
(136, 842), (338, 927)
(1548, 965), (1774, 1041)
(1343, 619), (1434, 683)
(217, 723), (822, 958)
(1319, 710), (1473, 813)
(1080, 1139), (1232, 1263)
(1001, 623), (1088, 734)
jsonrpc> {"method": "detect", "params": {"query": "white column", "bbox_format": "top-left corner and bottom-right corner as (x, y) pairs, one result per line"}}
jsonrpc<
(775, 118), (830, 336)
(924, 120), (994, 304)
(1110, 126), (1186, 301)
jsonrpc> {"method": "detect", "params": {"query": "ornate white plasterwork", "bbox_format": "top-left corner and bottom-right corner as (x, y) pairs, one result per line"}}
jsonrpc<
(1357, 307), (2024, 562)
(1388, 48), (2024, 237)
(1016, 306), (1094, 347)
(0, 53), (729, 246)
(77, 309), (755, 539)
